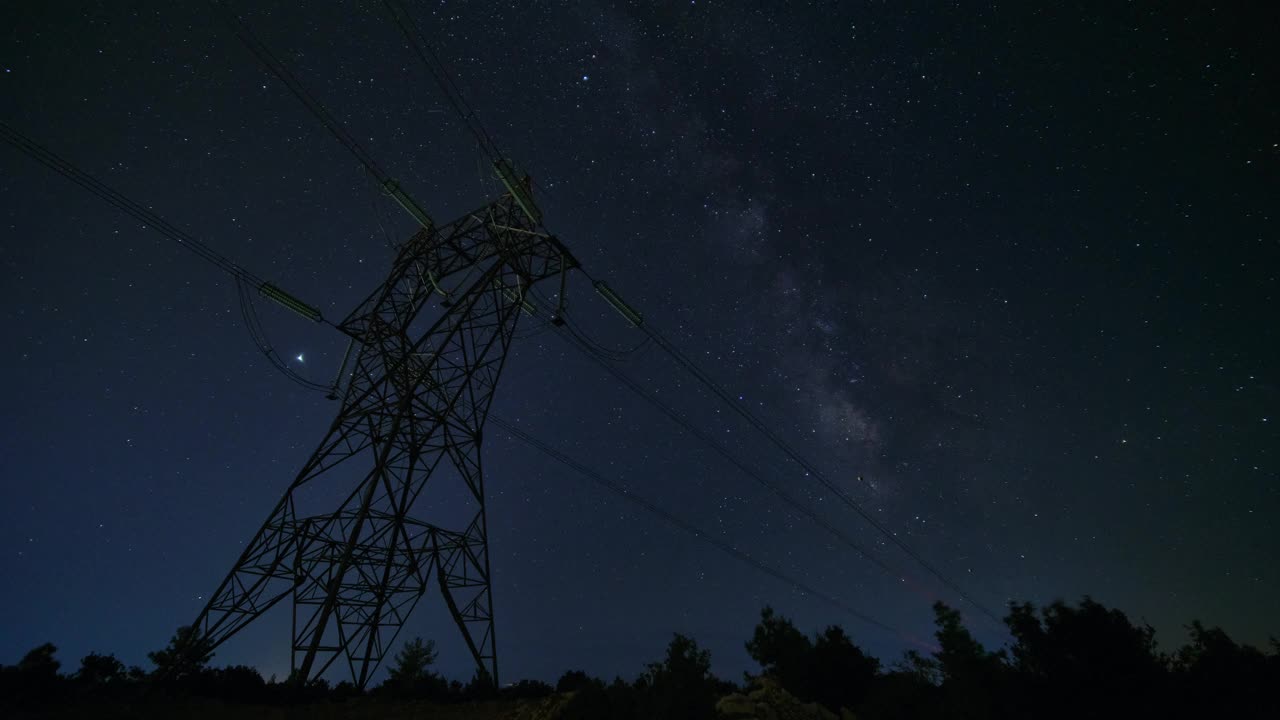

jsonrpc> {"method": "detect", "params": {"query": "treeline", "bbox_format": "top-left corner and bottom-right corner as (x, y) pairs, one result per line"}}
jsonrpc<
(2, 596), (1277, 718)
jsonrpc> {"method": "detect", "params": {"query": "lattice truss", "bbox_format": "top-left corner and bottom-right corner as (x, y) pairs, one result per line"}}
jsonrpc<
(191, 189), (571, 688)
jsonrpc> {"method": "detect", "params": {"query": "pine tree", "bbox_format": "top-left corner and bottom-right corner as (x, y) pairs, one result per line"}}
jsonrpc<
(148, 625), (214, 682)
(384, 636), (439, 696)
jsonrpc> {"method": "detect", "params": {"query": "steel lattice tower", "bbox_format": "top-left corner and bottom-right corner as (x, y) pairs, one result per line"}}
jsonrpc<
(190, 184), (573, 688)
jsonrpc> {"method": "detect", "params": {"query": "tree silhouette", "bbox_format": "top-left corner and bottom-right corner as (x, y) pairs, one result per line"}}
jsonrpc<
(2, 642), (65, 701)
(638, 633), (721, 719)
(896, 649), (941, 686)
(929, 602), (1007, 719)
(463, 666), (496, 699)
(1, 594), (1277, 718)
(148, 625), (213, 682)
(861, 652), (941, 720)
(745, 606), (882, 712)
(560, 677), (641, 720)
(1174, 620), (1277, 717)
(380, 636), (447, 698)
(1005, 597), (1165, 719)
(932, 603), (1002, 682)
(17, 643), (60, 677)
(556, 669), (597, 693)
(745, 606), (812, 694)
(387, 636), (436, 682)
(75, 652), (125, 687)
(809, 624), (880, 711)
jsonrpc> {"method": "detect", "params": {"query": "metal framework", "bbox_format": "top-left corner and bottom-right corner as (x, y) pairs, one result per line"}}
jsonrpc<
(190, 184), (572, 688)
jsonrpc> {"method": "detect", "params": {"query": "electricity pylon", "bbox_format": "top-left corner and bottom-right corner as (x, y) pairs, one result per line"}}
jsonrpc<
(190, 176), (573, 688)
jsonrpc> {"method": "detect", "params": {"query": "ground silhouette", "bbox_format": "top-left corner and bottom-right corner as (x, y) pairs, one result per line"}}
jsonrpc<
(2, 596), (1276, 719)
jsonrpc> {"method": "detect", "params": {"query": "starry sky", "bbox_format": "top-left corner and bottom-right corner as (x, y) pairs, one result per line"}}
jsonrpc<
(1, 1), (1276, 685)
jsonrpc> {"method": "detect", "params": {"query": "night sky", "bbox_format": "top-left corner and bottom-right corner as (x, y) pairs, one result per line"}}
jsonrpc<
(2, 1), (1276, 685)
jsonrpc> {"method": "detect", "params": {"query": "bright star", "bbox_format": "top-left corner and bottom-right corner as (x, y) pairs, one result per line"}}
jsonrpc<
(296, 353), (305, 363)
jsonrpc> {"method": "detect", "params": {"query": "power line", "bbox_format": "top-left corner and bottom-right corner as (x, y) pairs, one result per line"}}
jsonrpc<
(558, 309), (651, 362)
(543, 306), (897, 576)
(634, 319), (1004, 626)
(0, 120), (265, 288)
(379, 0), (565, 226)
(533, 297), (964, 613)
(380, 0), (506, 170)
(235, 278), (333, 392)
(210, 0), (390, 185)
(0, 120), (338, 391)
(363, 166), (401, 253)
(488, 415), (903, 637)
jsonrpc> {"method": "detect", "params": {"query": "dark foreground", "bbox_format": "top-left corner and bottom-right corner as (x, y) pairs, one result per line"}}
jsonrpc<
(5, 597), (1278, 719)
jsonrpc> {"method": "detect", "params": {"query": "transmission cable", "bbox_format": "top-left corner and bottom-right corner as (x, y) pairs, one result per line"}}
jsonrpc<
(559, 311), (650, 362)
(380, 0), (506, 169)
(210, 0), (390, 185)
(363, 166), (401, 252)
(526, 287), (649, 361)
(235, 278), (333, 392)
(627, 314), (1003, 625)
(379, 0), (570, 228)
(1, 120), (339, 391)
(553, 324), (894, 572)
(1, 121), (267, 287)
(488, 415), (901, 637)
(524, 289), (983, 617)
(530, 297), (952, 608)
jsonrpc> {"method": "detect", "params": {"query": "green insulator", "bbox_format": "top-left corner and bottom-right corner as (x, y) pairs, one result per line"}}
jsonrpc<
(593, 281), (643, 327)
(258, 282), (323, 323)
(382, 178), (434, 231)
(494, 160), (542, 225)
